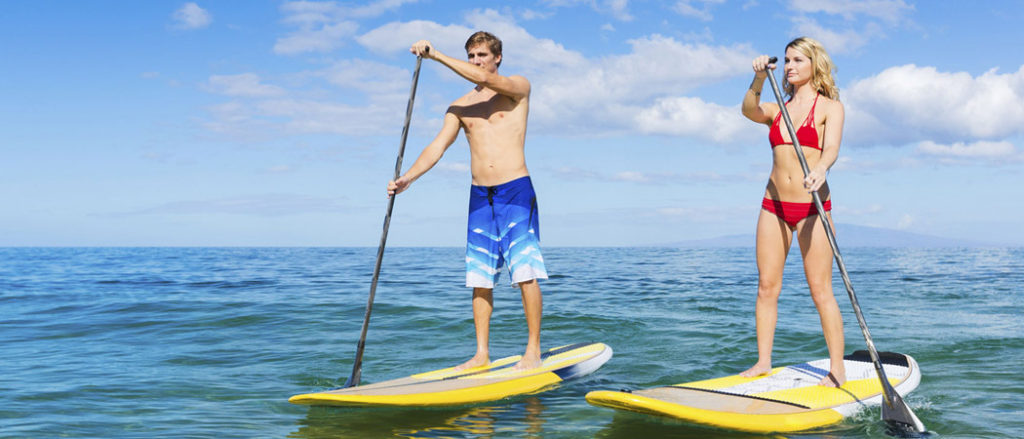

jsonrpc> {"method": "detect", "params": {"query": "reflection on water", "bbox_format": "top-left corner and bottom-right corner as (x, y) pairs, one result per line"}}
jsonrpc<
(290, 397), (546, 439)
(594, 410), (867, 439)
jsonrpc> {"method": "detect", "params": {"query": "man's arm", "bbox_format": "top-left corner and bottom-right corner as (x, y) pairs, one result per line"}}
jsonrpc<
(387, 111), (461, 196)
(411, 41), (530, 99)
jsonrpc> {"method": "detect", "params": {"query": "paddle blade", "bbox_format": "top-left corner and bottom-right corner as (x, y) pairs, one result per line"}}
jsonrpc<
(882, 390), (927, 437)
(343, 368), (361, 389)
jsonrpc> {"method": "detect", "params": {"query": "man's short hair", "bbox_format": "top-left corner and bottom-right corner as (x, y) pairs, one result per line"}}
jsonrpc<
(465, 31), (502, 66)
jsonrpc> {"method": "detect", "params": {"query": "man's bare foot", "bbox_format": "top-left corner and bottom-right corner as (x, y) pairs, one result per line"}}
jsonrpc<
(818, 371), (846, 387)
(454, 353), (490, 371)
(513, 352), (542, 371)
(739, 362), (772, 378)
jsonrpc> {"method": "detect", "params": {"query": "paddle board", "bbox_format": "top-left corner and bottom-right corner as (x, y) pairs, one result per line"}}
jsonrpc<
(586, 350), (920, 433)
(291, 342), (612, 407)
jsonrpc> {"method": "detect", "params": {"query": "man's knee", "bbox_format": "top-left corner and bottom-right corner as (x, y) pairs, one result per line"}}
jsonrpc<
(517, 279), (542, 295)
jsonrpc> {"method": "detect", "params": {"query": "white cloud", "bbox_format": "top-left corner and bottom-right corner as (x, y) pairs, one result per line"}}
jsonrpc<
(541, 0), (632, 21)
(357, 12), (746, 95)
(275, 21), (359, 55)
(213, 10), (758, 143)
(917, 140), (1016, 158)
(789, 0), (913, 24)
(254, 98), (399, 135)
(265, 165), (295, 174)
(321, 59), (411, 95)
(673, 0), (725, 21)
(205, 73), (286, 98)
(274, 0), (419, 54)
(634, 97), (754, 143)
(465, 9), (590, 73)
(553, 166), (749, 185)
(606, 0), (633, 21)
(896, 213), (914, 230)
(845, 64), (1024, 146)
(784, 0), (912, 54)
(789, 16), (875, 55)
(202, 59), (419, 140)
(348, 0), (419, 18)
(835, 204), (884, 217)
(172, 3), (212, 30)
(358, 9), (755, 138)
(124, 194), (350, 217)
(521, 9), (553, 20)
(357, 20), (472, 56)
(436, 162), (471, 173)
(654, 205), (748, 222)
(527, 33), (754, 136)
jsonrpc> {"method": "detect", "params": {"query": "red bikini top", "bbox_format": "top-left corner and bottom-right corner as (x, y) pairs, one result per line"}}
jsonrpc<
(769, 94), (820, 150)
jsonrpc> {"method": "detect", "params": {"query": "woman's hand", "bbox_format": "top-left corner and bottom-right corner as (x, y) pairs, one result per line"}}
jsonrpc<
(752, 55), (775, 78)
(804, 167), (827, 192)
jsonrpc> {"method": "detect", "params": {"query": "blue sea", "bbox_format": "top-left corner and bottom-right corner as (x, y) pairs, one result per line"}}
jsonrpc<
(2, 247), (1022, 438)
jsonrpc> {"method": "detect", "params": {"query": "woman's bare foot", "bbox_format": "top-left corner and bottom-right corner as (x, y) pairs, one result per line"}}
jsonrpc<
(818, 370), (846, 387)
(739, 361), (772, 378)
(741, 360), (770, 378)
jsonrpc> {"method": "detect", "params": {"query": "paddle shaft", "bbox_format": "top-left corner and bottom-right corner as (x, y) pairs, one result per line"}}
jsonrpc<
(764, 58), (925, 434)
(345, 56), (423, 388)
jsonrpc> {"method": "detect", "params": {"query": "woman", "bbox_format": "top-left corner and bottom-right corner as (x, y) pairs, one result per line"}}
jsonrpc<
(739, 37), (846, 387)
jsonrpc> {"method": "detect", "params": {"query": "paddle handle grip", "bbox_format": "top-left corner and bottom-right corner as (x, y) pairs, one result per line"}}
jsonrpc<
(768, 56), (778, 64)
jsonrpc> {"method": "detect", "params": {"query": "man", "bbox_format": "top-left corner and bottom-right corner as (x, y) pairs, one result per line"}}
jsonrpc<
(387, 31), (547, 371)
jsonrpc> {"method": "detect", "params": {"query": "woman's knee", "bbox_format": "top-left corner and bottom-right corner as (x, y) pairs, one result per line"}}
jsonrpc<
(757, 279), (782, 300)
(807, 283), (836, 305)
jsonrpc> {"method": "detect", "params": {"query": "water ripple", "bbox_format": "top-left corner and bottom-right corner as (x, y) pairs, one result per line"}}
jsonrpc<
(0, 247), (1021, 438)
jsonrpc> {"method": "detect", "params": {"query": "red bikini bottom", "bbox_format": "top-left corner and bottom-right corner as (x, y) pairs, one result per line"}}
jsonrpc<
(762, 197), (832, 228)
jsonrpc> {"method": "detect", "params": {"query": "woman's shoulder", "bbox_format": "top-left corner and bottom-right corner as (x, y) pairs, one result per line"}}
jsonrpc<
(817, 94), (844, 117)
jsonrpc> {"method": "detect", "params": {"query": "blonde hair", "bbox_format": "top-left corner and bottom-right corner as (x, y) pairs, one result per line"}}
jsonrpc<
(783, 37), (839, 100)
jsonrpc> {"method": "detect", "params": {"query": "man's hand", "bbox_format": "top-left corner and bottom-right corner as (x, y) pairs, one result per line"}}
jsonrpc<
(410, 40), (436, 59)
(387, 175), (412, 197)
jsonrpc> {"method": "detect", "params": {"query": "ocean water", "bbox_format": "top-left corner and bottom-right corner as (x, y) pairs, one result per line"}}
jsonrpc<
(2, 247), (1022, 439)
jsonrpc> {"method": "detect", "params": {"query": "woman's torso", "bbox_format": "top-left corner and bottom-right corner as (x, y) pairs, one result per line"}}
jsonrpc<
(764, 94), (831, 203)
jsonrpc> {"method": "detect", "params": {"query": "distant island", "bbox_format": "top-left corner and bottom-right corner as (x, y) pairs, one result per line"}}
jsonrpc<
(666, 223), (999, 248)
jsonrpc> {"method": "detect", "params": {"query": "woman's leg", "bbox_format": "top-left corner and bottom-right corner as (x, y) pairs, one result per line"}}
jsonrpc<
(797, 211), (846, 386)
(741, 209), (794, 377)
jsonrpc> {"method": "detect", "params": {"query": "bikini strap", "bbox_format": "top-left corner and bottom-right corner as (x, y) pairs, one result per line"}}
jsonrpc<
(803, 93), (819, 126)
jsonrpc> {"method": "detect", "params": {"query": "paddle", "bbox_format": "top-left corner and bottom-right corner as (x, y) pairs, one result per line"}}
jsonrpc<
(764, 57), (927, 436)
(344, 56), (423, 388)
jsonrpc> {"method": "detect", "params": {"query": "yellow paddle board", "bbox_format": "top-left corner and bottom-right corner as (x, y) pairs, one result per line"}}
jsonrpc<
(586, 350), (920, 433)
(291, 342), (612, 407)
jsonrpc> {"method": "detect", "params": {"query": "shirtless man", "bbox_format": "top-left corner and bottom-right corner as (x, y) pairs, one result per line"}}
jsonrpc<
(387, 31), (547, 371)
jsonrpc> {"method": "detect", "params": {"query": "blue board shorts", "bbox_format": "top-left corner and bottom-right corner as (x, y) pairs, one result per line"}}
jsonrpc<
(465, 176), (548, 288)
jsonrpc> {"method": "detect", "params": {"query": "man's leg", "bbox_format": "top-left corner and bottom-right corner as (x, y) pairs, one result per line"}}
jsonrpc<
(455, 287), (493, 370)
(515, 279), (542, 370)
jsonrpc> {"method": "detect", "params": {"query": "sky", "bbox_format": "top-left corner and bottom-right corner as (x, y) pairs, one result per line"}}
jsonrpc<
(2, 0), (1023, 247)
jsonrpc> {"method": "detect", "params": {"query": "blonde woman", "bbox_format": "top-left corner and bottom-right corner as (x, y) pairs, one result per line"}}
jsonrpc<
(739, 37), (847, 387)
